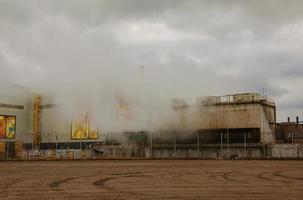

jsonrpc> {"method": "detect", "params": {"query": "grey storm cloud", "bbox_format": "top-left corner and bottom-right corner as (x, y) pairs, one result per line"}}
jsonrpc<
(1, 0), (303, 123)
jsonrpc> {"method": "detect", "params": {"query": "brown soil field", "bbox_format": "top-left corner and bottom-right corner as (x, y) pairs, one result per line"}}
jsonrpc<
(1, 160), (303, 200)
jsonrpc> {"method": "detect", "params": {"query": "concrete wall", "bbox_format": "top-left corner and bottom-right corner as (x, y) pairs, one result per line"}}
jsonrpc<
(173, 102), (276, 144)
(4, 141), (303, 160)
(197, 103), (261, 129)
(260, 105), (276, 143)
(151, 146), (263, 159)
(271, 144), (302, 158)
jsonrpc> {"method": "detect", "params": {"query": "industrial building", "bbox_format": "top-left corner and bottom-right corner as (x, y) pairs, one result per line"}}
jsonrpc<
(0, 90), (302, 160)
(276, 117), (303, 144)
(151, 93), (276, 159)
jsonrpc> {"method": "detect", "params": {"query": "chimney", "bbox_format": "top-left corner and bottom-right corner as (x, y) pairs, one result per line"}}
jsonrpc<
(296, 116), (299, 124)
(287, 117), (290, 123)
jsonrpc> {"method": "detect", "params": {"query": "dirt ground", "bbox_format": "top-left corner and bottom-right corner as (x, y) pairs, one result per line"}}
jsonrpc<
(1, 160), (303, 200)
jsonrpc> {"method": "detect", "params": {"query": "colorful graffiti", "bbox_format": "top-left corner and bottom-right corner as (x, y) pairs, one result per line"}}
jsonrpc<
(0, 116), (6, 139)
(71, 113), (99, 140)
(6, 116), (16, 139)
(71, 120), (88, 139)
(0, 116), (15, 139)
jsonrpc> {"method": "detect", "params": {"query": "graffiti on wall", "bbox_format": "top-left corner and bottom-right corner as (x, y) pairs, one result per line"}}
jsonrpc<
(0, 116), (16, 139)
(71, 113), (99, 140)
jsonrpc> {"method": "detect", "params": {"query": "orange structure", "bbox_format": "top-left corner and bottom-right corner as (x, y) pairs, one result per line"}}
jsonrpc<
(33, 96), (41, 148)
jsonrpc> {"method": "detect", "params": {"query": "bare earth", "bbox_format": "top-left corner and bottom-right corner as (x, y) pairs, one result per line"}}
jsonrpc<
(1, 160), (303, 200)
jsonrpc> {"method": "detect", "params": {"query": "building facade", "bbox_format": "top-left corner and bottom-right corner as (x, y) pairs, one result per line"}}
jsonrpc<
(0, 92), (284, 160)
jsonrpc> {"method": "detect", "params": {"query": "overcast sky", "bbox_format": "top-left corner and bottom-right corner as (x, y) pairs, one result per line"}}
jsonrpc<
(1, 0), (303, 122)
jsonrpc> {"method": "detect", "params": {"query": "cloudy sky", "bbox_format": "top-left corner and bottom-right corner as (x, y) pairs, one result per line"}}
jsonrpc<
(1, 0), (303, 122)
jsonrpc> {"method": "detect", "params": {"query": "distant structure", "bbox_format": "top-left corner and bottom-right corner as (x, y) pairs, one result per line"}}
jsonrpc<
(171, 93), (276, 144)
(3, 91), (303, 160)
(276, 116), (303, 144)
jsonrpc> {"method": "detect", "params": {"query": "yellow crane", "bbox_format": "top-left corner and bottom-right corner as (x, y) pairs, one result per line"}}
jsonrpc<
(33, 95), (41, 148)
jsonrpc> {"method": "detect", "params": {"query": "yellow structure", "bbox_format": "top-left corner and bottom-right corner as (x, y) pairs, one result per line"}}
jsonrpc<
(0, 115), (16, 139)
(33, 96), (41, 148)
(71, 113), (99, 140)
